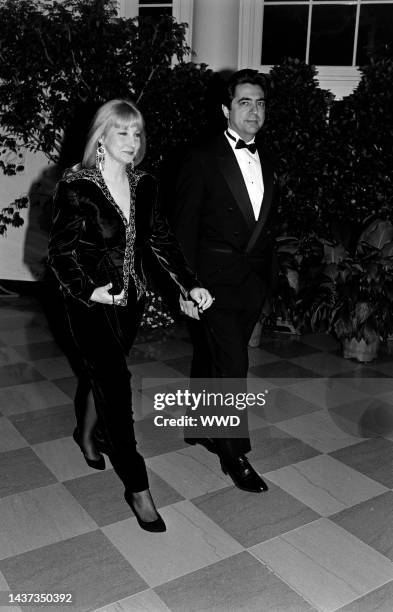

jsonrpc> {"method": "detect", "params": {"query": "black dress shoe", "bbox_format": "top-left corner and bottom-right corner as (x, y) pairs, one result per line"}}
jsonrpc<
(72, 429), (106, 470)
(124, 491), (166, 533)
(220, 455), (268, 493)
(185, 437), (218, 454)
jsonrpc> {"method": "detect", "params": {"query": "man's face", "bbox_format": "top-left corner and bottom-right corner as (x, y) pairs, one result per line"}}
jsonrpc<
(222, 83), (265, 142)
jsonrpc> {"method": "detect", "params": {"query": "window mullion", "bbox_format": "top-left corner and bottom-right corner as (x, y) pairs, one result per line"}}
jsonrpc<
(306, 0), (312, 64)
(353, 0), (361, 66)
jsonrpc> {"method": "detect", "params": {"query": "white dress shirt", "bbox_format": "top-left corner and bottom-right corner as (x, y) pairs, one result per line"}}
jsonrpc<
(225, 127), (264, 221)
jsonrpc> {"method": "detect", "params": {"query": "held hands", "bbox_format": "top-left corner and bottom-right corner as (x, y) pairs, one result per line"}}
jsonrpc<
(180, 288), (214, 320)
(90, 283), (124, 305)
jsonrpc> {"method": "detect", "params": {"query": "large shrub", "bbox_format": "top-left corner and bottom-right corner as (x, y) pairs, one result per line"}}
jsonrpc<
(327, 52), (393, 229)
(0, 0), (213, 234)
(262, 58), (333, 238)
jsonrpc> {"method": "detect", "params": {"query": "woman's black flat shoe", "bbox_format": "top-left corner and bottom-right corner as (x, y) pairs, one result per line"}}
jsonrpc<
(124, 491), (166, 532)
(72, 429), (106, 470)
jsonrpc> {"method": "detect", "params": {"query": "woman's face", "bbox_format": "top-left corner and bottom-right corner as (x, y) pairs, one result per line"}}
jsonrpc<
(102, 122), (141, 167)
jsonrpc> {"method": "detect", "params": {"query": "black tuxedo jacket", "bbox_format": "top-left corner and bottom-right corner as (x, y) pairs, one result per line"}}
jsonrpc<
(48, 167), (197, 307)
(172, 134), (279, 307)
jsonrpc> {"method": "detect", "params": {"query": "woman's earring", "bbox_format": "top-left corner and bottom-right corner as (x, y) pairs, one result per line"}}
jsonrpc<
(96, 139), (105, 172)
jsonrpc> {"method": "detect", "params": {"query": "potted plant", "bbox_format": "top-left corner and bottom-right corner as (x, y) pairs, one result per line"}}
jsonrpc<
(302, 218), (393, 362)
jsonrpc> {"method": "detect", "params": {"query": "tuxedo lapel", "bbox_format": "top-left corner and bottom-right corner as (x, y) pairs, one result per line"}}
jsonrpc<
(216, 136), (255, 233)
(245, 148), (274, 253)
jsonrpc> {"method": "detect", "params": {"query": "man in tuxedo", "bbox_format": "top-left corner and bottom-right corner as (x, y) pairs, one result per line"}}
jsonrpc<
(172, 69), (278, 493)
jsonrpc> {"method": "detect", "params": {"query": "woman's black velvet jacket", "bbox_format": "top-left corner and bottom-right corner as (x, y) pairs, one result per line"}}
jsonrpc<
(48, 166), (198, 307)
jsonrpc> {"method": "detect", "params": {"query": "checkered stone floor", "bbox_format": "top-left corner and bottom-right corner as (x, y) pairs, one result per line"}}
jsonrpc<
(1, 293), (393, 611)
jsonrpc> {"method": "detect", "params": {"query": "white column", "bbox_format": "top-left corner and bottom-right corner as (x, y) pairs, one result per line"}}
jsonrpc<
(192, 0), (239, 71)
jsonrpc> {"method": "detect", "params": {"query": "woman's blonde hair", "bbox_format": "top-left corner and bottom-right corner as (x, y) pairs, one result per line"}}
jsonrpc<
(82, 99), (146, 168)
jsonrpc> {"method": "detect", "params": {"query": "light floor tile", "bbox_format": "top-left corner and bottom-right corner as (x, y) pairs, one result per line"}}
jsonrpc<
(33, 436), (113, 481)
(286, 379), (368, 410)
(265, 455), (388, 516)
(251, 518), (393, 612)
(32, 356), (74, 379)
(0, 381), (71, 416)
(146, 446), (228, 499)
(0, 484), (97, 560)
(337, 580), (393, 611)
(275, 410), (364, 453)
(0, 417), (28, 451)
(103, 500), (243, 587)
(93, 590), (171, 612)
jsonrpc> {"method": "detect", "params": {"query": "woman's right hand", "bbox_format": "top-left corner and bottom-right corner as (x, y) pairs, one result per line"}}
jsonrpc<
(90, 283), (125, 305)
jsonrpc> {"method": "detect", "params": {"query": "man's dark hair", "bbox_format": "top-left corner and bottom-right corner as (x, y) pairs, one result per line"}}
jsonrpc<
(222, 69), (268, 109)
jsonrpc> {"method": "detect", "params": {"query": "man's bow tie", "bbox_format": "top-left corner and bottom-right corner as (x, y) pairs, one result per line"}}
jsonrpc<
(226, 131), (257, 154)
(235, 139), (257, 154)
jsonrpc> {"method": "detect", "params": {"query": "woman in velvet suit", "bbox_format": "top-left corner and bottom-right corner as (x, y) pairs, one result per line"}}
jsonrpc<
(48, 99), (213, 532)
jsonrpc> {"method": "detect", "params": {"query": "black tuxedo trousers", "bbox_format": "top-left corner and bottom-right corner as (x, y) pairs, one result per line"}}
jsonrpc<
(187, 284), (265, 458)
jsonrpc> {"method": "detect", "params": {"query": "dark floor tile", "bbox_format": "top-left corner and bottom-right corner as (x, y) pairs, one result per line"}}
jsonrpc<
(156, 551), (316, 612)
(13, 341), (64, 362)
(252, 387), (321, 423)
(259, 338), (322, 359)
(332, 368), (389, 379)
(65, 467), (183, 527)
(331, 491), (393, 561)
(249, 360), (320, 380)
(330, 438), (393, 488)
(0, 447), (57, 498)
(329, 397), (393, 439)
(126, 347), (155, 365)
(162, 357), (191, 376)
(51, 376), (78, 400)
(0, 363), (44, 388)
(9, 404), (75, 444)
(134, 413), (187, 458)
(249, 425), (320, 472)
(0, 530), (148, 612)
(192, 483), (319, 547)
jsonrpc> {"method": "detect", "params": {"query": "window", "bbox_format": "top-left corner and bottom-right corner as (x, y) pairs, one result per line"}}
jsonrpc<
(138, 0), (173, 20)
(260, 0), (393, 66)
(239, 0), (393, 97)
(117, 0), (193, 46)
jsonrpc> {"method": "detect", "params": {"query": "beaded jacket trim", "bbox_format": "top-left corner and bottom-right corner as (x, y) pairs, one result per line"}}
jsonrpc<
(62, 166), (146, 305)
